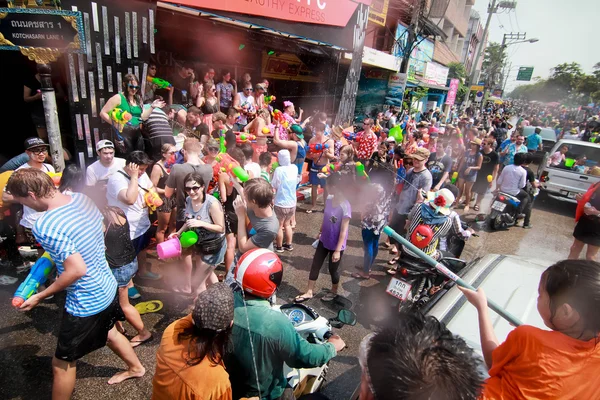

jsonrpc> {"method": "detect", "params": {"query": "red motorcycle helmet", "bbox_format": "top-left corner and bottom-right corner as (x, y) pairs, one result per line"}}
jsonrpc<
(235, 248), (283, 298)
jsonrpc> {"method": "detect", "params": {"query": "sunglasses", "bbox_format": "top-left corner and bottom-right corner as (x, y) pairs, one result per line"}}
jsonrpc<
(185, 185), (202, 193)
(128, 84), (140, 90)
(208, 147), (219, 153)
(29, 147), (48, 155)
(244, 88), (253, 91)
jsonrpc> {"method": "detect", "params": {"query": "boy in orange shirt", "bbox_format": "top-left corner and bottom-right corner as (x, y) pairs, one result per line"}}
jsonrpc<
(460, 259), (600, 399)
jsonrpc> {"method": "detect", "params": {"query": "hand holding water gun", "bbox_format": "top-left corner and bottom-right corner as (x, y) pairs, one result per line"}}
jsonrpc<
(236, 133), (256, 143)
(147, 76), (172, 90)
(12, 252), (54, 308)
(321, 163), (342, 175)
(309, 143), (330, 154)
(343, 130), (357, 141)
(451, 171), (459, 184)
(216, 153), (250, 183)
(272, 109), (285, 124)
(110, 108), (132, 132)
(355, 162), (370, 181)
(144, 190), (163, 213)
(264, 94), (276, 104)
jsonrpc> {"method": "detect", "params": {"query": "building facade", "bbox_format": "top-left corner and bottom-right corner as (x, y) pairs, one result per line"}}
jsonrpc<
(461, 10), (484, 75)
(429, 0), (475, 66)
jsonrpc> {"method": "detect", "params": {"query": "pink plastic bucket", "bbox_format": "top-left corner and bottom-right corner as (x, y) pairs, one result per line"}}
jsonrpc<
(157, 238), (182, 259)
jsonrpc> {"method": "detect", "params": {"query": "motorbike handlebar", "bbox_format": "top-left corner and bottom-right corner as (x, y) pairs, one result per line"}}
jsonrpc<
(323, 331), (333, 340)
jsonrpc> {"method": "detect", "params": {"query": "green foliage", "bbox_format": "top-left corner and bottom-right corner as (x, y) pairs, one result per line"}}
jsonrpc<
(447, 62), (467, 82)
(481, 42), (507, 88)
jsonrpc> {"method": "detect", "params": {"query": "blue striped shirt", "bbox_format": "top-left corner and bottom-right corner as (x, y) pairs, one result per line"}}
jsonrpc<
(33, 193), (117, 317)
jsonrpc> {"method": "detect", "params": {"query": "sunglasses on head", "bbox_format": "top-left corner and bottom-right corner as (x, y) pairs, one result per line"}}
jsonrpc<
(185, 185), (202, 193)
(128, 84), (140, 90)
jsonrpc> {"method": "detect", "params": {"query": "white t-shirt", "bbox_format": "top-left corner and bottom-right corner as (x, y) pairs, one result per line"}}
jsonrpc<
(244, 162), (262, 179)
(271, 165), (298, 208)
(86, 157), (126, 186)
(16, 162), (55, 229)
(106, 170), (152, 240)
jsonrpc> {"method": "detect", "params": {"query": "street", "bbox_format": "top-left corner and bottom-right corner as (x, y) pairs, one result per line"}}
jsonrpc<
(0, 191), (576, 400)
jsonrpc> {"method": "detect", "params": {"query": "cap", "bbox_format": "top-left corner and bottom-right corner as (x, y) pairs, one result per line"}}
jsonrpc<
(96, 139), (115, 152)
(24, 137), (49, 150)
(408, 147), (430, 161)
(290, 124), (304, 138)
(192, 282), (234, 332)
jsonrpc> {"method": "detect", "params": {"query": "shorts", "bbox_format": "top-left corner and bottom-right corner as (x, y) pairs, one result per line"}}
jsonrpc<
(170, 104), (187, 113)
(197, 237), (227, 266)
(225, 211), (239, 235)
(274, 206), (296, 222)
(157, 194), (176, 213)
(55, 292), (124, 362)
(131, 227), (155, 255)
(309, 164), (327, 187)
(111, 259), (138, 287)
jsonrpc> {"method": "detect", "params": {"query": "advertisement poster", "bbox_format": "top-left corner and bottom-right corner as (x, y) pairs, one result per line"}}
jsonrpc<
(385, 72), (407, 107)
(393, 24), (434, 80)
(354, 68), (390, 120)
(445, 79), (459, 105)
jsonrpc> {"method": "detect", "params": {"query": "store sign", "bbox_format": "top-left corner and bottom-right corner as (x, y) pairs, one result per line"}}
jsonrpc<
(445, 78), (459, 105)
(261, 51), (321, 82)
(368, 0), (389, 27)
(344, 46), (400, 72)
(166, 0), (362, 27)
(422, 62), (449, 87)
(470, 85), (484, 91)
(386, 72), (407, 106)
(0, 8), (84, 56)
(393, 24), (434, 79)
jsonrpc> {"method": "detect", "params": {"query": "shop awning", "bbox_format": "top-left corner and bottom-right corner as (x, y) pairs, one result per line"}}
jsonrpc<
(158, 1), (358, 50)
(343, 47), (401, 72)
(415, 77), (448, 91)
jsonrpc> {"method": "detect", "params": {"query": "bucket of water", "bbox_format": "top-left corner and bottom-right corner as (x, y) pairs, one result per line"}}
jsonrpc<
(157, 238), (182, 259)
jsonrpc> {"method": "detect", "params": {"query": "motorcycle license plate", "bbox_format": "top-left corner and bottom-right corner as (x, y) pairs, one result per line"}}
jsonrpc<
(386, 277), (412, 301)
(492, 201), (506, 211)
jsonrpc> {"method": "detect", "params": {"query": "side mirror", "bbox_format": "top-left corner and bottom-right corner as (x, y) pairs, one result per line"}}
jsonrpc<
(337, 309), (357, 326)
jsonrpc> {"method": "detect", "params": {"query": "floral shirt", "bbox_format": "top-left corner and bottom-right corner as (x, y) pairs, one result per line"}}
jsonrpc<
(361, 183), (391, 235)
(503, 143), (528, 166)
(277, 113), (295, 141)
(216, 82), (234, 108)
(355, 131), (378, 160)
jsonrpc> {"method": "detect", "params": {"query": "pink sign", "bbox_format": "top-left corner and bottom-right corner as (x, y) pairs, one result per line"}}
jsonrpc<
(445, 79), (459, 105)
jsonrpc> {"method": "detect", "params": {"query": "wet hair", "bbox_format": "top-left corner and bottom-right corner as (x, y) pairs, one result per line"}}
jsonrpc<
(6, 168), (55, 198)
(244, 178), (273, 208)
(126, 150), (152, 166)
(513, 152), (526, 166)
(367, 310), (483, 400)
(543, 259), (600, 337)
(240, 143), (254, 161)
(259, 151), (272, 167)
(59, 164), (85, 193)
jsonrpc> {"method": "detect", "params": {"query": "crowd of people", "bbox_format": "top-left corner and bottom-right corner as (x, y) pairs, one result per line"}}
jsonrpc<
(1, 68), (600, 400)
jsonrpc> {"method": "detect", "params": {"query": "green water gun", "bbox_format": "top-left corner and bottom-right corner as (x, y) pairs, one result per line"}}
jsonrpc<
(219, 130), (227, 154)
(147, 76), (172, 90)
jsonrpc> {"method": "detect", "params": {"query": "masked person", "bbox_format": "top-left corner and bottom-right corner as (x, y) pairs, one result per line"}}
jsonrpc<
(226, 249), (346, 400)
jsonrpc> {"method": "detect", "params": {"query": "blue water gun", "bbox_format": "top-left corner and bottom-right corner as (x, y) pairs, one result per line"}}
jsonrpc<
(12, 252), (54, 308)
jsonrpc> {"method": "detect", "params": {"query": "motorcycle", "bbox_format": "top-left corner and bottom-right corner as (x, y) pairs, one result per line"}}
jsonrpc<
(274, 303), (356, 398)
(488, 191), (522, 230)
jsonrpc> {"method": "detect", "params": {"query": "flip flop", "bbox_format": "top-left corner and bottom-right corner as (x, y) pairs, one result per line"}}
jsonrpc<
(321, 292), (337, 302)
(294, 295), (313, 303)
(305, 209), (314, 214)
(386, 268), (397, 276)
(473, 205), (480, 211)
(134, 300), (164, 315)
(130, 334), (153, 348)
(388, 257), (399, 265)
(352, 272), (370, 280)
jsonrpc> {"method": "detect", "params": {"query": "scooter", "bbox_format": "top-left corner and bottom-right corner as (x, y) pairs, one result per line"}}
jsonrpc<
(274, 303), (356, 397)
(488, 191), (521, 230)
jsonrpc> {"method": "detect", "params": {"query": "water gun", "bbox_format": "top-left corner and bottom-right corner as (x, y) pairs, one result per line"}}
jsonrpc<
(309, 143), (329, 154)
(219, 130), (227, 154)
(321, 163), (342, 174)
(48, 171), (62, 187)
(147, 76), (172, 90)
(262, 126), (271, 135)
(451, 171), (458, 184)
(144, 190), (163, 214)
(272, 109), (285, 124)
(487, 175), (493, 183)
(110, 108), (132, 132)
(264, 95), (276, 104)
(270, 161), (279, 174)
(236, 133), (256, 144)
(355, 162), (370, 181)
(12, 252), (54, 308)
(216, 153), (250, 183)
(343, 131), (357, 141)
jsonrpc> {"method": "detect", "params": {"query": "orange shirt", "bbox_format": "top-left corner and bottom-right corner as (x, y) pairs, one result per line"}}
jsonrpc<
(482, 325), (600, 400)
(152, 315), (232, 400)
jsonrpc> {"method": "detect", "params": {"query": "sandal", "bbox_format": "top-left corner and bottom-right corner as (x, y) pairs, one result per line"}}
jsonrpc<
(134, 300), (164, 315)
(321, 292), (337, 302)
(305, 209), (314, 214)
(386, 268), (397, 276)
(388, 257), (399, 265)
(352, 272), (370, 280)
(389, 247), (398, 255)
(294, 294), (313, 303)
(473, 205), (480, 211)
(130, 334), (154, 348)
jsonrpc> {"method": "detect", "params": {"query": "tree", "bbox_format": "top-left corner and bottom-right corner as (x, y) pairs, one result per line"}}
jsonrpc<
(480, 42), (507, 89)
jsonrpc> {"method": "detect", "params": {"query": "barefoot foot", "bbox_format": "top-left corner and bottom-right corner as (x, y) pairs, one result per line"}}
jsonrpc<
(108, 367), (145, 385)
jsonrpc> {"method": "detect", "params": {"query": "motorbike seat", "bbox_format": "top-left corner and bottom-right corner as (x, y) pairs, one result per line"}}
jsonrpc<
(498, 191), (520, 203)
(398, 255), (432, 272)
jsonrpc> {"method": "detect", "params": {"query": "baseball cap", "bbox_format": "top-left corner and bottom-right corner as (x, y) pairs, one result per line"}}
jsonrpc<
(192, 282), (234, 332)
(408, 147), (430, 161)
(24, 137), (49, 150)
(96, 139), (115, 152)
(290, 124), (304, 138)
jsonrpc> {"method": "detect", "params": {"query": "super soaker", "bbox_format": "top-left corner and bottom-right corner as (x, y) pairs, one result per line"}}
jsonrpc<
(144, 190), (163, 214)
(451, 171), (459, 184)
(12, 252), (54, 307)
(216, 153), (250, 183)
(309, 143), (329, 154)
(110, 108), (132, 132)
(236, 133), (256, 144)
(147, 76), (172, 90)
(355, 162), (370, 181)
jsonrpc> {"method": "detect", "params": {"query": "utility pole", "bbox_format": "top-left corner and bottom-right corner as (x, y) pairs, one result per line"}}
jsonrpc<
(398, 0), (426, 115)
(502, 61), (513, 94)
(38, 63), (65, 172)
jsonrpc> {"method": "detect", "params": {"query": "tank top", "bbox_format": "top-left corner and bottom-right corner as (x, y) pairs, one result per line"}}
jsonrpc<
(236, 93), (255, 125)
(295, 140), (306, 161)
(201, 98), (220, 115)
(223, 187), (238, 214)
(157, 163), (169, 189)
(118, 93), (142, 126)
(185, 195), (224, 241)
(102, 207), (136, 268)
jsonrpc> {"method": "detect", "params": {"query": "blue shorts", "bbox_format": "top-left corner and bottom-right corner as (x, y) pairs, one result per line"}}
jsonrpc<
(309, 164), (327, 187)
(111, 259), (138, 287)
(199, 237), (227, 266)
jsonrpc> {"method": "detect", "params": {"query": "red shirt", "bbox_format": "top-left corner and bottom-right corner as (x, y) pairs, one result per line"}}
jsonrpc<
(356, 131), (378, 159)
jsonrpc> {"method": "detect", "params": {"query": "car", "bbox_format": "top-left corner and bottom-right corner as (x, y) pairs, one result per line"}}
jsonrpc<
(523, 126), (556, 163)
(538, 139), (600, 203)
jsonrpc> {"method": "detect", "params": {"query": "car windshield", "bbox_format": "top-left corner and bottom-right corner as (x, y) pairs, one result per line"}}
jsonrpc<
(550, 143), (600, 175)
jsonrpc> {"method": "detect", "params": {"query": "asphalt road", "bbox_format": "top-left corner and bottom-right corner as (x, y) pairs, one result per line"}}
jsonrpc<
(0, 191), (576, 400)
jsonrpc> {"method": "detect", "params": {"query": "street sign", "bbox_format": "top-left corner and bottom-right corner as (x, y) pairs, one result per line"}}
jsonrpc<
(516, 67), (534, 81)
(0, 8), (84, 62)
(475, 91), (484, 102)
(470, 85), (484, 91)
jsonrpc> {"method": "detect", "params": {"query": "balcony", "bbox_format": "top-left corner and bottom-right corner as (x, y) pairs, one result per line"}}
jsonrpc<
(429, 0), (469, 37)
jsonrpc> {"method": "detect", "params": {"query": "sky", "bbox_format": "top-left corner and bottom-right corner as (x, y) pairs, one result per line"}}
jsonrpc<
(472, 0), (599, 93)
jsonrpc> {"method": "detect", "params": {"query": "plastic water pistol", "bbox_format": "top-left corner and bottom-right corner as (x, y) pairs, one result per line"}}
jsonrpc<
(264, 94), (276, 104)
(343, 131), (357, 141)
(355, 162), (370, 181)
(309, 143), (330, 154)
(321, 163), (342, 175)
(218, 130), (227, 154)
(270, 161), (279, 174)
(451, 171), (459, 184)
(147, 76), (172, 90)
(216, 153), (250, 183)
(12, 252), (54, 308)
(47, 171), (62, 187)
(144, 190), (163, 214)
(109, 108), (132, 132)
(236, 133), (256, 144)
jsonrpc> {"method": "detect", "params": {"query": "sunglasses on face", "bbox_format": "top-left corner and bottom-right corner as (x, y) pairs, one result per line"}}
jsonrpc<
(128, 84), (140, 90)
(208, 147), (219, 153)
(185, 185), (202, 193)
(244, 88), (253, 91)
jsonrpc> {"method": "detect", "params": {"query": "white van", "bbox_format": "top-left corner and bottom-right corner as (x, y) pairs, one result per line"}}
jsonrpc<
(538, 139), (600, 203)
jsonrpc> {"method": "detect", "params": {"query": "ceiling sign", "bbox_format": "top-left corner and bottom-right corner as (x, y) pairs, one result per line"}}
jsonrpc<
(164, 0), (363, 27)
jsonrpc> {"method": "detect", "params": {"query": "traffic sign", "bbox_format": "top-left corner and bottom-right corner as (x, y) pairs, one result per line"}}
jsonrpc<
(516, 67), (534, 81)
(475, 91), (484, 102)
(470, 85), (484, 91)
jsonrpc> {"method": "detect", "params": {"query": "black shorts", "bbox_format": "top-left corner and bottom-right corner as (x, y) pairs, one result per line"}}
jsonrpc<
(55, 293), (124, 362)
(225, 211), (239, 235)
(131, 226), (155, 255)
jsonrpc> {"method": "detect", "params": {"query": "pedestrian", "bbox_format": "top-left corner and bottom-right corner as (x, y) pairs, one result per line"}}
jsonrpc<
(152, 282), (234, 400)
(457, 138), (483, 211)
(501, 134), (527, 167)
(272, 149), (297, 253)
(6, 169), (145, 395)
(85, 140), (126, 188)
(295, 173), (351, 303)
(140, 99), (177, 163)
(240, 142), (261, 179)
(198, 82), (220, 134)
(216, 69), (236, 113)
(427, 138), (453, 192)
(258, 151), (272, 182)
(150, 143), (177, 244)
(354, 118), (378, 163)
(170, 172), (226, 295)
(306, 122), (335, 213)
(569, 181), (600, 260)
(473, 138), (499, 212)
(521, 153), (538, 229)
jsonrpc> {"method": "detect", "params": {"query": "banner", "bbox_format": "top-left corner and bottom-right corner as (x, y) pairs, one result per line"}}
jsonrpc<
(423, 62), (449, 87)
(393, 24), (434, 80)
(385, 72), (407, 107)
(261, 51), (321, 82)
(445, 79), (459, 105)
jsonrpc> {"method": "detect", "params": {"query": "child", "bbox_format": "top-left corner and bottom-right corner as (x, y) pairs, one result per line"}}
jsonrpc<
(295, 173), (351, 303)
(459, 259), (600, 399)
(240, 142), (261, 179)
(258, 151), (272, 182)
(272, 150), (298, 253)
